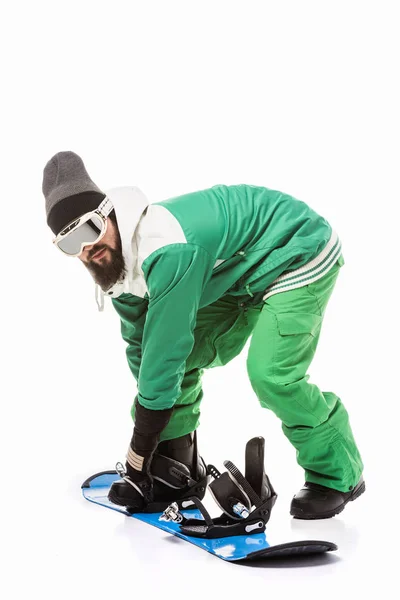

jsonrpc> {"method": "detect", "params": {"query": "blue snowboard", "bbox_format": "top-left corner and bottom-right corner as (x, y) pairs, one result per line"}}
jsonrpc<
(82, 471), (338, 562)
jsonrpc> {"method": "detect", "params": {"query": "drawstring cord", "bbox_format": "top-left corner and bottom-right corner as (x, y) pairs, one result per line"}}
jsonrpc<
(245, 284), (254, 297)
(95, 284), (105, 312)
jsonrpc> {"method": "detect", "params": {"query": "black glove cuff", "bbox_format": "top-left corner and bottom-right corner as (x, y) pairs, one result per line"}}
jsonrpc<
(126, 398), (173, 474)
(133, 398), (174, 437)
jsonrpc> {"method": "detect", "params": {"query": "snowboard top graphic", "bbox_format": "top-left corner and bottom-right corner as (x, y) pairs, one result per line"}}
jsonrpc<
(82, 471), (338, 562)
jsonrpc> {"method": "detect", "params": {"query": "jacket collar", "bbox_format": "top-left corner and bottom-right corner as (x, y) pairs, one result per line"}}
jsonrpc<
(95, 186), (150, 310)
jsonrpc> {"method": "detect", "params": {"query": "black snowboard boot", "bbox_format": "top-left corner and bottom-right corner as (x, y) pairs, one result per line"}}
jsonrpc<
(108, 431), (209, 513)
(290, 477), (365, 519)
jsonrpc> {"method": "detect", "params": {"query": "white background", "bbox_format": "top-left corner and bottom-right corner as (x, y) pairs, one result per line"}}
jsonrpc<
(1, 1), (399, 598)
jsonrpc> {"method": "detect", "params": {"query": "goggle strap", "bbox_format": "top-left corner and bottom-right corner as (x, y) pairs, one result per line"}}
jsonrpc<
(98, 196), (113, 217)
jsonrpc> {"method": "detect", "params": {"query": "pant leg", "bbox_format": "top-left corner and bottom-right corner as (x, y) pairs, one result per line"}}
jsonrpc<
(246, 256), (364, 492)
(155, 294), (259, 441)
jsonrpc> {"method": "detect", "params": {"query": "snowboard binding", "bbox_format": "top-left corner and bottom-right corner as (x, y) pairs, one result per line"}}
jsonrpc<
(109, 431), (210, 514)
(161, 436), (277, 539)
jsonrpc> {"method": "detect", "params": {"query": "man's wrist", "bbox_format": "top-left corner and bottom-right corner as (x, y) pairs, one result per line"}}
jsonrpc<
(133, 398), (174, 437)
(126, 400), (174, 477)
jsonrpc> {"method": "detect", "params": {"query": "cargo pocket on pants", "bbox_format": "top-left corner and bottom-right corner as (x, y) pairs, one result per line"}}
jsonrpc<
(276, 312), (322, 337)
(273, 312), (323, 385)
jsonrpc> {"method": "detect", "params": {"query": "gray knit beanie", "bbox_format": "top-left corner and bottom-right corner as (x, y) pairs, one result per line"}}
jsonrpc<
(43, 151), (106, 235)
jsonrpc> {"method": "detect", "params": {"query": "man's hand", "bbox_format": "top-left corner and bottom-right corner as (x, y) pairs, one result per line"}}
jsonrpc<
(114, 399), (174, 509)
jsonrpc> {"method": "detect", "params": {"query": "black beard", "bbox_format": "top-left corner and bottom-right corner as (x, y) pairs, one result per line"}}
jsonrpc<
(84, 238), (126, 292)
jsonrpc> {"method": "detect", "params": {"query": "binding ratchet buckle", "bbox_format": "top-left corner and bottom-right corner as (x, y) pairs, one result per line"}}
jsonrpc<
(161, 502), (183, 523)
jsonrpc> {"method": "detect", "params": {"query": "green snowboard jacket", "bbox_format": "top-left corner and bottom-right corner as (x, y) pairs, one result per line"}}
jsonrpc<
(97, 185), (341, 411)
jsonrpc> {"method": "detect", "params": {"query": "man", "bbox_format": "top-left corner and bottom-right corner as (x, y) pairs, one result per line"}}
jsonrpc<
(43, 151), (364, 519)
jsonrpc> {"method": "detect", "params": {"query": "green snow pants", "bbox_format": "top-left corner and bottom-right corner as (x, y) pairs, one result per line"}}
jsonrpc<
(157, 255), (363, 493)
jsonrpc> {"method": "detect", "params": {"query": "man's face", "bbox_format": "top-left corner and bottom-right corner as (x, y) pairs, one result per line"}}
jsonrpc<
(78, 216), (126, 291)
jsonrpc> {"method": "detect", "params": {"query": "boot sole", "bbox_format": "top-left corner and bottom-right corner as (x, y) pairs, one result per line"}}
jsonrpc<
(290, 480), (366, 520)
(107, 486), (145, 512)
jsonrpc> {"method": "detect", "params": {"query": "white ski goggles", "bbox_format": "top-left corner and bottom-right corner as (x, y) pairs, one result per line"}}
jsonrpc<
(53, 197), (114, 257)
